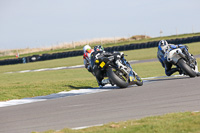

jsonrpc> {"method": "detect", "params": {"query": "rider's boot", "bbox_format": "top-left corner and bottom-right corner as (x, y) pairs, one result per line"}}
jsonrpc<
(176, 67), (183, 75)
(101, 79), (110, 85)
(96, 78), (104, 88)
(166, 68), (180, 76)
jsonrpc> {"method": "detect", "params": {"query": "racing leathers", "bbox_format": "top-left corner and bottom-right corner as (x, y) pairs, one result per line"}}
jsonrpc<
(157, 44), (198, 76)
(90, 50), (121, 86)
(83, 49), (94, 72)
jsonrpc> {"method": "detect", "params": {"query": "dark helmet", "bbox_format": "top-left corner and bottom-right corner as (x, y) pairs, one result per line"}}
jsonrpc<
(94, 45), (104, 52)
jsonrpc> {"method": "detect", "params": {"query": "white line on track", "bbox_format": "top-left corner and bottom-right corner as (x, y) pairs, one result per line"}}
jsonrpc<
(0, 75), (184, 108)
(72, 124), (103, 130)
(5, 65), (85, 74)
(4, 60), (139, 74)
(0, 85), (115, 108)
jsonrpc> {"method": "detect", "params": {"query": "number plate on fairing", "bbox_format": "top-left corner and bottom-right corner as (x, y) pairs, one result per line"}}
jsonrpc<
(100, 61), (105, 68)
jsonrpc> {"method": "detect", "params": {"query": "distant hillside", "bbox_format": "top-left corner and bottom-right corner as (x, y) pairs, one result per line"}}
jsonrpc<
(0, 33), (200, 61)
(0, 35), (150, 59)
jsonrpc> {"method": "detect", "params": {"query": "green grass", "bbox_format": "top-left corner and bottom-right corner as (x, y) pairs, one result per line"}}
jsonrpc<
(1, 32), (200, 60)
(1, 58), (199, 101)
(0, 56), (83, 73)
(0, 41), (199, 101)
(0, 68), (97, 101)
(33, 111), (200, 133)
(1, 42), (199, 74)
(123, 41), (200, 61)
(0, 40), (200, 132)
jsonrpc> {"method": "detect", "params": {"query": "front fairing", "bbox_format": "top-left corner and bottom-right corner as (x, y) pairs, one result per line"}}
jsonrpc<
(128, 72), (137, 85)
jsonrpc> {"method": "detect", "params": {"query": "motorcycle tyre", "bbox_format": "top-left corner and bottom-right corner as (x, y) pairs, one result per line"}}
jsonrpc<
(136, 75), (143, 86)
(177, 59), (196, 77)
(107, 67), (129, 88)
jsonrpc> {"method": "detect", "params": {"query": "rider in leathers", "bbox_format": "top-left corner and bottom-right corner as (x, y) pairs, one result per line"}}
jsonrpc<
(83, 45), (94, 72)
(90, 45), (121, 87)
(157, 40), (200, 76)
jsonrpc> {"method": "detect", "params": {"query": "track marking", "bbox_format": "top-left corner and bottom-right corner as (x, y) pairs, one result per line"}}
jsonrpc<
(142, 74), (184, 80)
(0, 75), (184, 108)
(0, 85), (114, 108)
(4, 60), (138, 74)
(5, 65), (85, 74)
(72, 124), (103, 130)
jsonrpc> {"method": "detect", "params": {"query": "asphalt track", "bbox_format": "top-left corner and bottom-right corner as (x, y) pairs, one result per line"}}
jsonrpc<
(1, 55), (200, 133)
(0, 76), (200, 133)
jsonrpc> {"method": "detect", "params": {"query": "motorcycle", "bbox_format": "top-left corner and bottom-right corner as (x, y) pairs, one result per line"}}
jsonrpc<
(166, 46), (198, 77)
(93, 52), (143, 88)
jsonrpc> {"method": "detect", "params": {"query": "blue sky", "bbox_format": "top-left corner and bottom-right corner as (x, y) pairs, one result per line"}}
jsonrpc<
(0, 0), (200, 50)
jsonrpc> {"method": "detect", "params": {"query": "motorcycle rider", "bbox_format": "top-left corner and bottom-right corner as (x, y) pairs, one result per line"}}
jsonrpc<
(83, 45), (94, 72)
(91, 45), (122, 87)
(157, 40), (200, 76)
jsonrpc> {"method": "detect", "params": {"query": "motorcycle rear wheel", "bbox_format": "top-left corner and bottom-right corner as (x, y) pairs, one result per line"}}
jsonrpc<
(107, 67), (129, 88)
(177, 59), (196, 77)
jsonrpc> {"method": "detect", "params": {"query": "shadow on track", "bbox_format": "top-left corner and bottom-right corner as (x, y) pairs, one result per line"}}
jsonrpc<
(66, 85), (120, 90)
(21, 85), (119, 101)
(146, 76), (191, 82)
(66, 85), (94, 89)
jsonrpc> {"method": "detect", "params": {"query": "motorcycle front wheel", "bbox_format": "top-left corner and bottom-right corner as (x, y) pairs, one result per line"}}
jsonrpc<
(135, 75), (143, 86)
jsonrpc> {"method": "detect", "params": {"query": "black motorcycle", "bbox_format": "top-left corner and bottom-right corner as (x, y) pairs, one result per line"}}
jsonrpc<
(93, 53), (143, 88)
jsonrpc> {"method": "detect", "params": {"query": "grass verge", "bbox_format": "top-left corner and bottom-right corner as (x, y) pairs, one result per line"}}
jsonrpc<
(32, 111), (200, 133)
(0, 41), (199, 133)
(0, 68), (97, 101)
(0, 58), (199, 101)
(1, 33), (200, 60)
(0, 42), (199, 73)
(0, 42), (199, 101)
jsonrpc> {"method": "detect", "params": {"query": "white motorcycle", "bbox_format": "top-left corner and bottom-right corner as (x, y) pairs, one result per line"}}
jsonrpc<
(166, 47), (198, 77)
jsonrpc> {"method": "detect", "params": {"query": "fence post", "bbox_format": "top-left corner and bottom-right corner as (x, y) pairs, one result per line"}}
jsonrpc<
(72, 41), (75, 48)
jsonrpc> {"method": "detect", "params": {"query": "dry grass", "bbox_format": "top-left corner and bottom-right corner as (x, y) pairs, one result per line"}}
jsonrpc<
(0, 35), (150, 57)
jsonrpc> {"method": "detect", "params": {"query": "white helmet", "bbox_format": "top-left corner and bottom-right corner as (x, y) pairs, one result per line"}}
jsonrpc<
(158, 40), (169, 52)
(83, 45), (91, 53)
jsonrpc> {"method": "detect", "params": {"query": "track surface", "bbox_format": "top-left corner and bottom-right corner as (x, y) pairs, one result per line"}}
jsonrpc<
(0, 76), (200, 133)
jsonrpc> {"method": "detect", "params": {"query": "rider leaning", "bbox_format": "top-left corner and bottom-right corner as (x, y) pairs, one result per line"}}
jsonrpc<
(90, 45), (124, 87)
(157, 40), (200, 76)
(91, 45), (113, 87)
(83, 45), (94, 72)
(83, 45), (113, 87)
